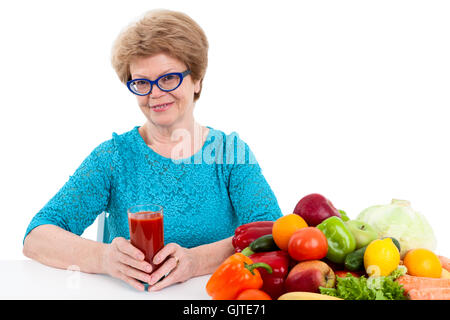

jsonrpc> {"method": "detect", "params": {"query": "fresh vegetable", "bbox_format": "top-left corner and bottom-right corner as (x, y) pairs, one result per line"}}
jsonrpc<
(356, 199), (437, 258)
(205, 253), (273, 300)
(403, 248), (442, 278)
(317, 216), (356, 264)
(395, 274), (450, 293)
(278, 291), (343, 300)
(235, 289), (272, 300)
(407, 288), (450, 300)
(272, 214), (308, 251)
(287, 227), (328, 261)
(248, 250), (290, 300)
(364, 238), (400, 276)
(319, 266), (407, 300)
(438, 255), (450, 271)
(232, 221), (274, 253)
(344, 245), (368, 271)
(249, 234), (279, 253)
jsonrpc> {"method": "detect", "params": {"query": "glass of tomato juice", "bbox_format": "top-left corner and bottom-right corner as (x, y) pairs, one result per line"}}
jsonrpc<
(128, 204), (164, 269)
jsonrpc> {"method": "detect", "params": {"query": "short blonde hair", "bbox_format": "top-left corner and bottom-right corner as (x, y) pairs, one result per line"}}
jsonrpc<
(111, 9), (209, 101)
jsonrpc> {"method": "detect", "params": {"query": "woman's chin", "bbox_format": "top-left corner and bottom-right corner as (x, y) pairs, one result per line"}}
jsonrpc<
(149, 114), (178, 127)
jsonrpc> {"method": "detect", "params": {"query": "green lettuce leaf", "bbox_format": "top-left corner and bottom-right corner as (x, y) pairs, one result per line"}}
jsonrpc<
(319, 267), (407, 300)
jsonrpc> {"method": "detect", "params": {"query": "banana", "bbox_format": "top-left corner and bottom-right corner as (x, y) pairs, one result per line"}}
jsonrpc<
(278, 291), (343, 300)
(441, 268), (450, 279)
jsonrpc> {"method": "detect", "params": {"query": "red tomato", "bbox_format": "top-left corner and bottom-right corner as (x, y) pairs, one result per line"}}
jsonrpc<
(287, 227), (328, 261)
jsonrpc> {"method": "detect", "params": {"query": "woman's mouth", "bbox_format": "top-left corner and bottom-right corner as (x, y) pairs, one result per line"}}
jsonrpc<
(150, 102), (174, 112)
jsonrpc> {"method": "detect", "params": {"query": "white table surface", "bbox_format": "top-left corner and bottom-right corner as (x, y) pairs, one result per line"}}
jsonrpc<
(0, 259), (212, 300)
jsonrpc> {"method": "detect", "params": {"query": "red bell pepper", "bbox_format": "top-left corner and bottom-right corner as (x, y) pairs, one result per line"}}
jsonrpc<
(232, 221), (274, 253)
(249, 250), (290, 300)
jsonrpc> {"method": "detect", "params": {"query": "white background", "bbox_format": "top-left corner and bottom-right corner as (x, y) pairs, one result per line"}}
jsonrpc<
(1, 0), (449, 259)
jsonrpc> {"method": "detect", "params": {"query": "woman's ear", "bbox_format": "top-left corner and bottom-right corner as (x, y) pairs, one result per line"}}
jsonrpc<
(194, 79), (201, 94)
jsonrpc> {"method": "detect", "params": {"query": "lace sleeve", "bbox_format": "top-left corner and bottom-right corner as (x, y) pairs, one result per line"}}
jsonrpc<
(24, 140), (114, 241)
(226, 134), (283, 225)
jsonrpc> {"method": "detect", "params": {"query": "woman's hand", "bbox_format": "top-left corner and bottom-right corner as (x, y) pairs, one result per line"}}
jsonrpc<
(101, 237), (154, 291)
(146, 243), (200, 292)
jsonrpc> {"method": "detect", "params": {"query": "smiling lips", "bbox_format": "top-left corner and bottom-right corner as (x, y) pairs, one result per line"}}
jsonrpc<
(150, 102), (174, 112)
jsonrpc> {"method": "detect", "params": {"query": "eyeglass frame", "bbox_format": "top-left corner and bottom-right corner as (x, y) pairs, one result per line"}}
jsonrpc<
(126, 69), (192, 96)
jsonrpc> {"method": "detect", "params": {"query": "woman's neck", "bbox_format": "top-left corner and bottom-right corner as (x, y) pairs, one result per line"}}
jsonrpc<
(139, 121), (209, 159)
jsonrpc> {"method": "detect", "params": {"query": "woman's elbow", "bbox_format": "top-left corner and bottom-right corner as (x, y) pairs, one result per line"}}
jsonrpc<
(23, 231), (36, 259)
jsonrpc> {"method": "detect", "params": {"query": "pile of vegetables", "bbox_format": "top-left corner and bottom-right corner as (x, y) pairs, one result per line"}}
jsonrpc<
(205, 195), (450, 300)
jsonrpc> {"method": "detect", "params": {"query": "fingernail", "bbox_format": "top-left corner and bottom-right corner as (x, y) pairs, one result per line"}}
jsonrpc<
(145, 265), (152, 273)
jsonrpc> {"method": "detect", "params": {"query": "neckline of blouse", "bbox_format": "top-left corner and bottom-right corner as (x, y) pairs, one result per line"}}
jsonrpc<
(133, 125), (215, 162)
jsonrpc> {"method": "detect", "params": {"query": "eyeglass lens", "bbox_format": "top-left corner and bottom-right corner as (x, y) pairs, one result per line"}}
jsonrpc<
(130, 74), (182, 95)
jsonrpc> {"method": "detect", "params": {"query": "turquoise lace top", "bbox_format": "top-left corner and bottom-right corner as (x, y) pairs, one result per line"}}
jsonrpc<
(24, 126), (282, 248)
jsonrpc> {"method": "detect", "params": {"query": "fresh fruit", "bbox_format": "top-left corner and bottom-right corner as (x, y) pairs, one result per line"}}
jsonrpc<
(345, 220), (378, 249)
(284, 269), (325, 293)
(383, 237), (401, 252)
(285, 260), (335, 293)
(403, 248), (442, 278)
(272, 214), (308, 251)
(293, 193), (341, 226)
(278, 291), (343, 300)
(287, 227), (328, 261)
(364, 238), (400, 276)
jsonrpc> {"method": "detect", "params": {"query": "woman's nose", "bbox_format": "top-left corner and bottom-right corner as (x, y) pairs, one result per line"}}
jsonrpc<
(149, 85), (165, 98)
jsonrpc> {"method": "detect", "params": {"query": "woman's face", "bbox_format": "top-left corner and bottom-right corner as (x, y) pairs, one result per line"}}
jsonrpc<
(129, 53), (201, 128)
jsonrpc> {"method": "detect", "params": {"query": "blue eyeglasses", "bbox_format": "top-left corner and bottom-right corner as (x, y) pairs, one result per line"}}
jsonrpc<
(127, 70), (191, 96)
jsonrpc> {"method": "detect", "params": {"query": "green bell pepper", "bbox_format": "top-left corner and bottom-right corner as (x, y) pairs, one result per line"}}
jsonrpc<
(317, 216), (356, 264)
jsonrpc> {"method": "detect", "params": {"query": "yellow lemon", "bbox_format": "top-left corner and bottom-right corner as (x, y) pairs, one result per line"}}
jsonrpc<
(364, 238), (400, 277)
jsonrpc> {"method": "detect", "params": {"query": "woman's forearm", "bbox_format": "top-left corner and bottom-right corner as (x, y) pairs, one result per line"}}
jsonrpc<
(23, 224), (107, 274)
(189, 236), (235, 277)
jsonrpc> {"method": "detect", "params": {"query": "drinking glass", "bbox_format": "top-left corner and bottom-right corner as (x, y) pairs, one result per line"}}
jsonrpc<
(128, 204), (164, 267)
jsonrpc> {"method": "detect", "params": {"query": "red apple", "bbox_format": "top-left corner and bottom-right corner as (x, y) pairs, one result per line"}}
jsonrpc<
(285, 260), (336, 293)
(293, 193), (341, 226)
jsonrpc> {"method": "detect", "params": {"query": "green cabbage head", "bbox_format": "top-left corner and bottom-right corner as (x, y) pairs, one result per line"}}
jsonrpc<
(357, 199), (437, 258)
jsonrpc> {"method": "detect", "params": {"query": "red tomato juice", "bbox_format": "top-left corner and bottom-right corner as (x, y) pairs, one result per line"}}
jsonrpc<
(128, 212), (164, 266)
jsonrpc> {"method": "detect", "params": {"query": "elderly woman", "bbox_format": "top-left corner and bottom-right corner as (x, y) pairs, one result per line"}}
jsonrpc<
(23, 9), (282, 292)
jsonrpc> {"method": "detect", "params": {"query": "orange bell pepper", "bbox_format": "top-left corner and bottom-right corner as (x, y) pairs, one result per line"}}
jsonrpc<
(206, 253), (273, 300)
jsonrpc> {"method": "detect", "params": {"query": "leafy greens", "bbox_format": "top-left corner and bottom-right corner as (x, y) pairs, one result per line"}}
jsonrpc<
(319, 266), (407, 300)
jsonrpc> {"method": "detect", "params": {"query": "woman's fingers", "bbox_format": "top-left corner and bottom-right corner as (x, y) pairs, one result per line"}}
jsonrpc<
(152, 242), (178, 265)
(148, 256), (180, 291)
(118, 251), (153, 273)
(113, 237), (145, 261)
(149, 256), (179, 283)
(116, 270), (146, 291)
(118, 260), (152, 284)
